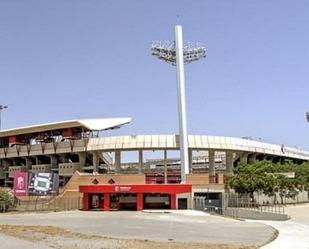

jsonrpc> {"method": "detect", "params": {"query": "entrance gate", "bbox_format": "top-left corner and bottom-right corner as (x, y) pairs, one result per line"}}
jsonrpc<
(80, 184), (192, 211)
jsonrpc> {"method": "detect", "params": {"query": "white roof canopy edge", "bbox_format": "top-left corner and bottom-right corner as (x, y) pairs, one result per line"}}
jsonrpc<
(0, 118), (132, 137)
(78, 118), (132, 131)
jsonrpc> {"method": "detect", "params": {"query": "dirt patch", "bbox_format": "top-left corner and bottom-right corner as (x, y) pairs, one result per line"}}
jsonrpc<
(0, 225), (256, 249)
(126, 240), (255, 249)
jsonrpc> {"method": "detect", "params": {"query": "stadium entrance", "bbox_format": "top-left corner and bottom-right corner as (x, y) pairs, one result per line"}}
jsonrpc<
(80, 184), (192, 211)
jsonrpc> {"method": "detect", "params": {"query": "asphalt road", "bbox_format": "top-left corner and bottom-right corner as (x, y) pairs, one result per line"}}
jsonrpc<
(0, 210), (275, 247)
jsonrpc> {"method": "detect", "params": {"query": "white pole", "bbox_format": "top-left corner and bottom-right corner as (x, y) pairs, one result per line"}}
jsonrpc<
(175, 25), (189, 183)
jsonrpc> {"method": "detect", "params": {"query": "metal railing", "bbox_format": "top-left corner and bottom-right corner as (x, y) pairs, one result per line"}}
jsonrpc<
(225, 193), (285, 214)
(194, 194), (286, 219)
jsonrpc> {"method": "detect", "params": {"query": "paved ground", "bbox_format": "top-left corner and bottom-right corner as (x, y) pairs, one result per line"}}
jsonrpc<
(0, 210), (275, 248)
(285, 203), (309, 224)
(0, 233), (50, 249)
(251, 203), (309, 249)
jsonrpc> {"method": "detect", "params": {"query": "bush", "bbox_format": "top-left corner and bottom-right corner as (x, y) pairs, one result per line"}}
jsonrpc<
(0, 188), (15, 212)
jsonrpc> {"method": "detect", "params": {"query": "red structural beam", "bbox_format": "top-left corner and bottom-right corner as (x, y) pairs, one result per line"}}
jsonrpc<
(79, 184), (192, 195)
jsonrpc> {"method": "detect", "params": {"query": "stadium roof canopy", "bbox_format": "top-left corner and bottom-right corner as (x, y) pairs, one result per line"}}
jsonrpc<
(0, 118), (132, 137)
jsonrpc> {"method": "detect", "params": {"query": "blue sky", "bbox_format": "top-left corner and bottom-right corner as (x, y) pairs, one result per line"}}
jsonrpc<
(1, 0), (309, 149)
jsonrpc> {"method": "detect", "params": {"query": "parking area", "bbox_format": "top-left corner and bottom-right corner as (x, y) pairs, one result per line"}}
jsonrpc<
(0, 210), (275, 248)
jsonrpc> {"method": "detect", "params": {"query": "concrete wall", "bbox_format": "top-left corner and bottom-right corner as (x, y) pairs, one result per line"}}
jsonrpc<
(224, 207), (289, 221)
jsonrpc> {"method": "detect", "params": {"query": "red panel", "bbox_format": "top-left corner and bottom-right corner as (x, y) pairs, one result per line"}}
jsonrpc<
(170, 194), (176, 209)
(104, 193), (110, 211)
(83, 193), (89, 211)
(79, 184), (192, 195)
(9, 136), (19, 146)
(137, 193), (143, 211)
(62, 128), (73, 138)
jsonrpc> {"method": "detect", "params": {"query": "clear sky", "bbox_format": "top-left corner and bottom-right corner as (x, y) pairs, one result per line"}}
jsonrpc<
(1, 1), (309, 149)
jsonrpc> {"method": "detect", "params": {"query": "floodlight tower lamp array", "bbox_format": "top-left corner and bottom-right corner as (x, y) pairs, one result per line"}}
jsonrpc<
(151, 41), (206, 65)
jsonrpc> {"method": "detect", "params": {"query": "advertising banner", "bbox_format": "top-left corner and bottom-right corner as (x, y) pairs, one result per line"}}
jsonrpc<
(28, 173), (59, 196)
(13, 172), (28, 196)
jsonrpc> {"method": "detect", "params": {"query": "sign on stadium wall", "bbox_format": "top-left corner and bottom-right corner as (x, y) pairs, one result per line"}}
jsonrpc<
(28, 173), (59, 196)
(13, 172), (59, 196)
(13, 172), (28, 196)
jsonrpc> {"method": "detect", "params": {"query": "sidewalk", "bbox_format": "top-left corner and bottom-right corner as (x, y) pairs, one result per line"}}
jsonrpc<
(246, 220), (309, 249)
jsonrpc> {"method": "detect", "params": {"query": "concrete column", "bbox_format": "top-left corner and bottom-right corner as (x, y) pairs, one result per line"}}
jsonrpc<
(104, 193), (110, 211)
(226, 151), (234, 177)
(60, 155), (69, 163)
(78, 153), (86, 169)
(50, 155), (58, 167)
(170, 194), (176, 209)
(2, 159), (11, 168)
(248, 154), (257, 164)
(164, 150), (168, 184)
(25, 157), (32, 171)
(240, 153), (248, 164)
(92, 152), (99, 173)
(218, 174), (225, 184)
(138, 150), (143, 174)
(137, 193), (143, 211)
(35, 156), (41, 165)
(114, 151), (121, 173)
(208, 150), (215, 176)
(188, 149), (193, 174)
(83, 193), (89, 211)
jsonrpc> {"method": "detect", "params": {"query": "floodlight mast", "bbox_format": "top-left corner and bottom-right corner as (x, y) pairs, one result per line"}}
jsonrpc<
(151, 25), (206, 183)
(0, 104), (8, 130)
(175, 25), (189, 184)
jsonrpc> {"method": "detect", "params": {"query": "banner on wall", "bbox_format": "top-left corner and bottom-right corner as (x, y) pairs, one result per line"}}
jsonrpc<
(28, 173), (59, 196)
(13, 172), (28, 196)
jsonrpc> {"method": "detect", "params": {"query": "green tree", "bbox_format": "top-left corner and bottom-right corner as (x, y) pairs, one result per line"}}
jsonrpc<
(229, 160), (277, 195)
(228, 160), (309, 204)
(0, 188), (15, 212)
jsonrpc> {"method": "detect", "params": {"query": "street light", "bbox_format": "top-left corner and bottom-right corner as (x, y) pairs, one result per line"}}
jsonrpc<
(151, 25), (206, 183)
(306, 111), (309, 123)
(0, 105), (8, 130)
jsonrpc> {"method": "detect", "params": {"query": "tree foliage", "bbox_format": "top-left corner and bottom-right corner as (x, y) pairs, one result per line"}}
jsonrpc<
(228, 160), (309, 202)
(0, 188), (15, 212)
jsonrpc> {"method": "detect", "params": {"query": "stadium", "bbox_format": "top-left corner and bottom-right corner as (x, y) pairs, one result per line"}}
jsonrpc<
(1, 117), (309, 211)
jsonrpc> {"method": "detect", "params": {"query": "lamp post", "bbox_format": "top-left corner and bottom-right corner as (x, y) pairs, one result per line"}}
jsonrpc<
(0, 105), (8, 130)
(151, 25), (206, 183)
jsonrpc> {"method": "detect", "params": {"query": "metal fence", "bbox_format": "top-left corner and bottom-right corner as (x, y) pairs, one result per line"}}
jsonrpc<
(194, 193), (285, 218)
(194, 197), (210, 211)
(11, 197), (83, 212)
(224, 193), (285, 214)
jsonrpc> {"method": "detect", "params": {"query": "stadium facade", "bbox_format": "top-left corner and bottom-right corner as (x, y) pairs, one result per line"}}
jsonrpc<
(1, 118), (309, 211)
